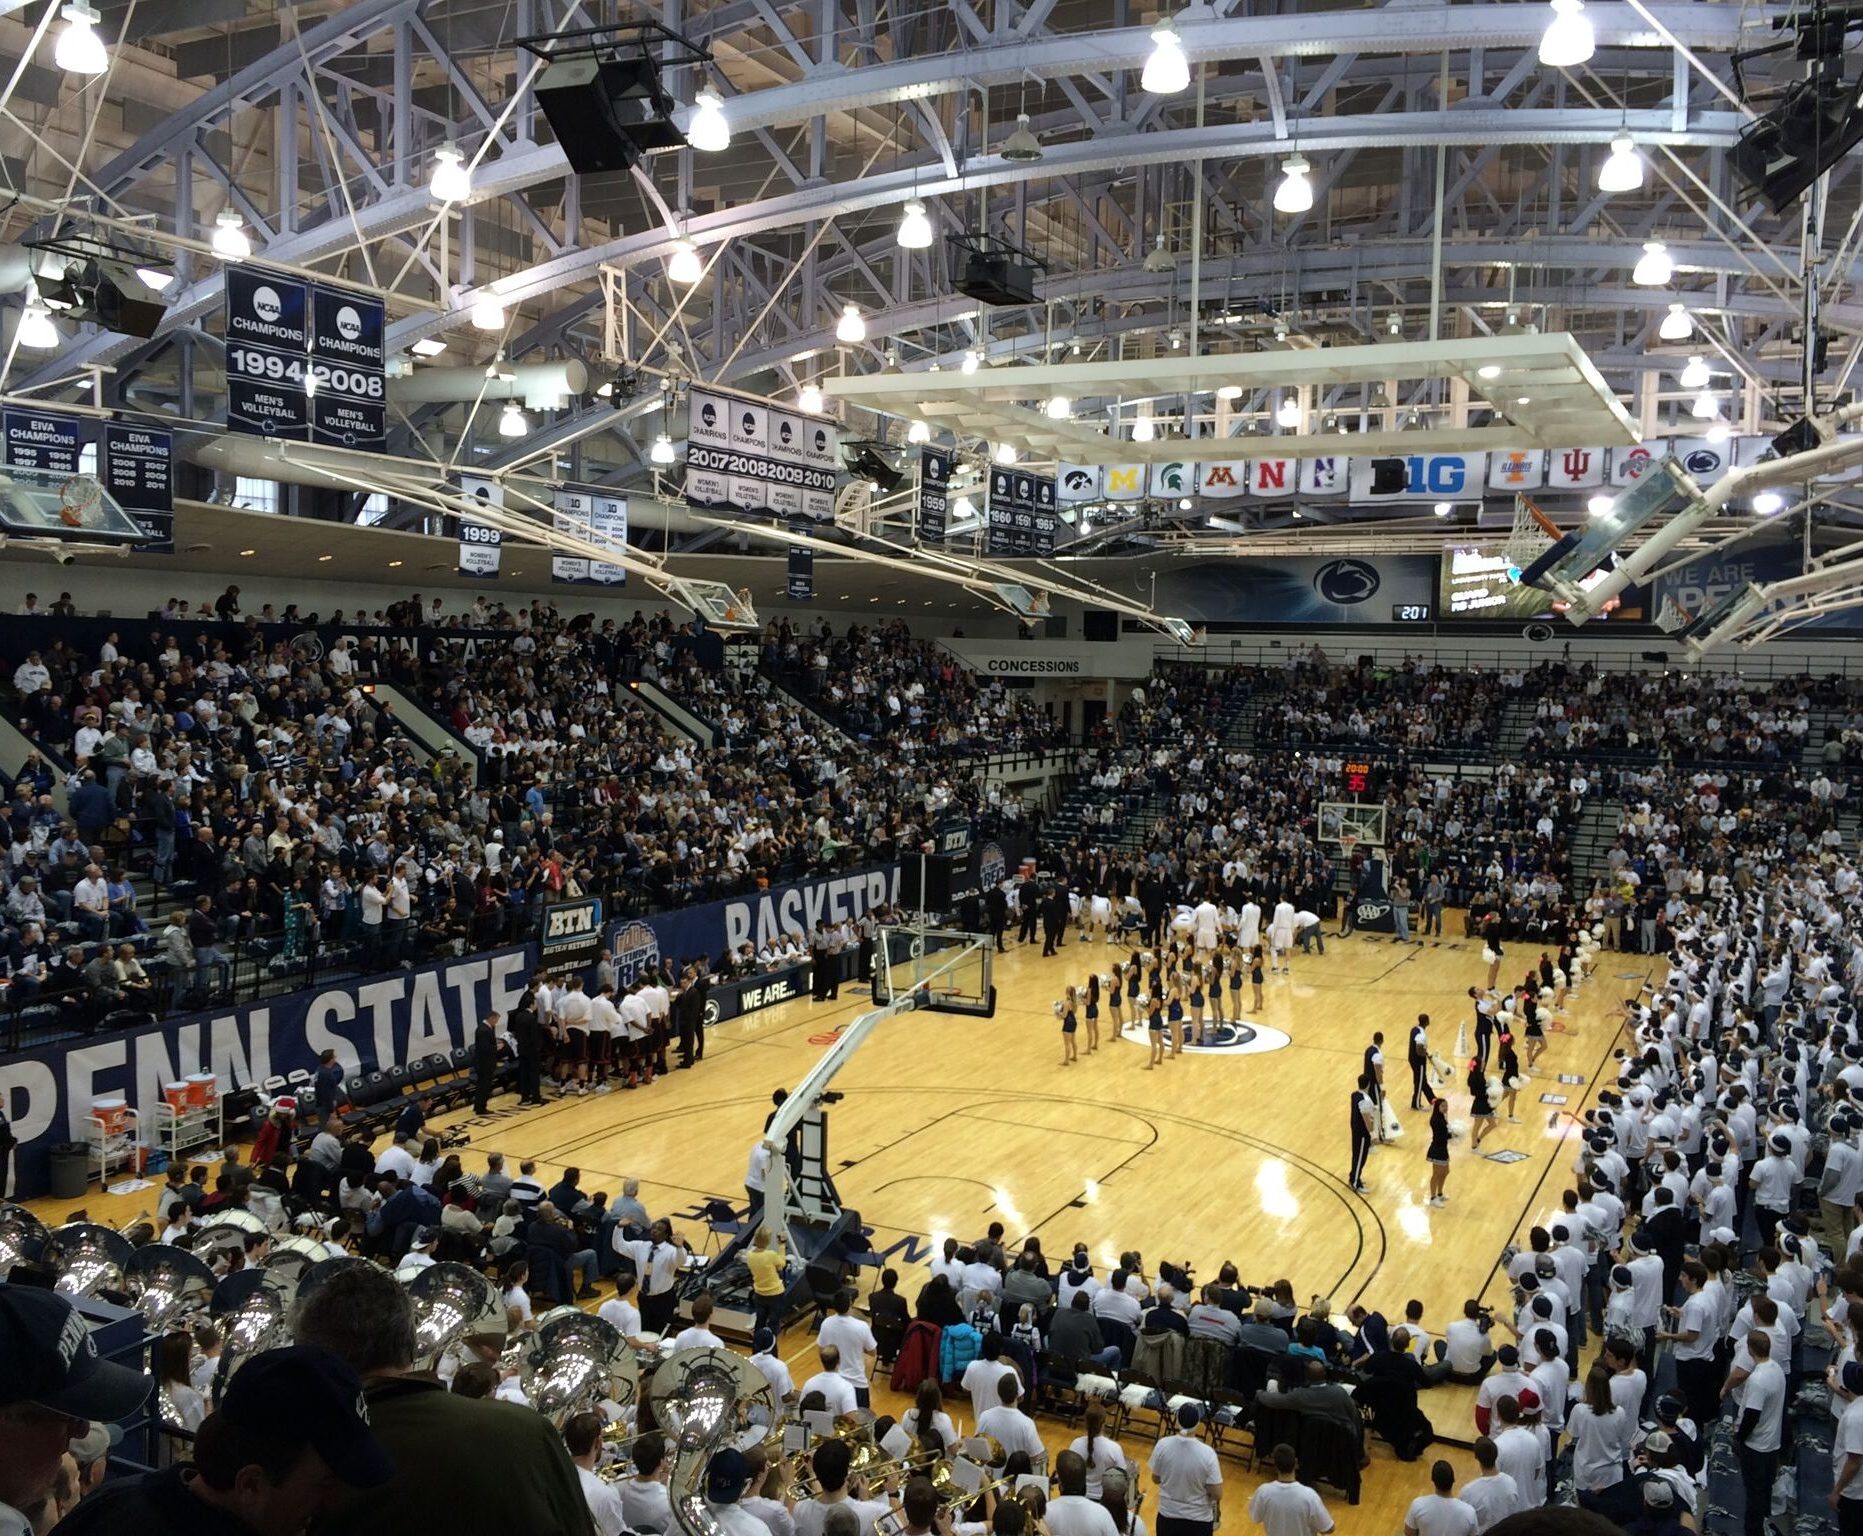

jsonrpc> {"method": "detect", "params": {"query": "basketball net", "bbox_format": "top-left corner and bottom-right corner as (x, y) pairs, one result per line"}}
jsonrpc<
(1503, 493), (1562, 575)
(1653, 595), (1690, 634)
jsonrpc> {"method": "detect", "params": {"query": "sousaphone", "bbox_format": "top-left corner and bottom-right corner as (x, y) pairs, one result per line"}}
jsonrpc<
(44, 1222), (134, 1297)
(124, 1244), (217, 1330)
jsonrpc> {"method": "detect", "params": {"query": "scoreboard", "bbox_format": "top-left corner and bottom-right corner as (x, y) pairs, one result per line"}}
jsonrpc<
(1343, 759), (1378, 797)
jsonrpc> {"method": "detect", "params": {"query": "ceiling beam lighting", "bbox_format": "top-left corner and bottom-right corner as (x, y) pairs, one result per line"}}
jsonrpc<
(54, 2), (107, 75)
(1632, 240), (1673, 286)
(1141, 18), (1190, 95)
(836, 304), (866, 344)
(1659, 301), (1692, 341)
(430, 142), (472, 203)
(897, 200), (933, 249)
(1597, 135), (1645, 192)
(1538, 0), (1594, 68)
(1273, 155), (1314, 214)
(688, 88), (731, 153)
(209, 209), (252, 261)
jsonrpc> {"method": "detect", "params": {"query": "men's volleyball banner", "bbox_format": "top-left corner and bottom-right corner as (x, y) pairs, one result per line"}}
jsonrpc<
(684, 384), (838, 521)
(1055, 436), (1843, 506)
(0, 946), (533, 1198)
(223, 265), (385, 449)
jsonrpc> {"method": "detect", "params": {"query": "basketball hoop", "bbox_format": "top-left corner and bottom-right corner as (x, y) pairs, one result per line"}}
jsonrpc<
(1502, 493), (1562, 579)
(1338, 835), (1359, 857)
(58, 475), (104, 529)
(1653, 595), (1690, 634)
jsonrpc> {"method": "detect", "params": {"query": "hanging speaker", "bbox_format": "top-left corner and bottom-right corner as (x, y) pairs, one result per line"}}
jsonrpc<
(533, 57), (686, 174)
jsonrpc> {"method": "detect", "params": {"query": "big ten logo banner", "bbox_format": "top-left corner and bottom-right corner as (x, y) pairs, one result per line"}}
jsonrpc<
(603, 865), (905, 978)
(0, 947), (533, 1196)
(540, 897), (604, 965)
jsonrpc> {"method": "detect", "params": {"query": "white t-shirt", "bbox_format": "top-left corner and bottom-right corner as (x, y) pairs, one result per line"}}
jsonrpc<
(1045, 1495), (1119, 1536)
(579, 1464), (628, 1536)
(792, 1497), (891, 1536)
(1403, 1494), (1477, 1536)
(598, 1297), (642, 1339)
(1248, 1479), (1334, 1536)
(961, 1358), (1018, 1427)
(1457, 1473), (1519, 1534)
(1741, 1359), (1787, 1453)
(1493, 1425), (1547, 1508)
(1835, 1393), (1863, 1502)
(1065, 1433), (1128, 1499)
(818, 1313), (877, 1384)
(1147, 1433), (1221, 1520)
(799, 1370), (857, 1415)
(975, 1404), (1044, 1465)
(1566, 1403), (1631, 1491)
(622, 1479), (672, 1533)
(751, 1351), (795, 1404)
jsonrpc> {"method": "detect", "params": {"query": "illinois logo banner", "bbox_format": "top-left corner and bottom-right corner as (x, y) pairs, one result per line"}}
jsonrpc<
(1488, 449), (1545, 490)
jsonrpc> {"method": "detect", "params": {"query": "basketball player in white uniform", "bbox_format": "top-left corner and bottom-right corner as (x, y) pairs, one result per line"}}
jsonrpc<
(1239, 898), (1262, 952)
(1192, 897), (1220, 957)
(1269, 898), (1297, 974)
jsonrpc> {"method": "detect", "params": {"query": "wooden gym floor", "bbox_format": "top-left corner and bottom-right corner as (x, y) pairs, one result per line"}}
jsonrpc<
(27, 918), (1646, 1531)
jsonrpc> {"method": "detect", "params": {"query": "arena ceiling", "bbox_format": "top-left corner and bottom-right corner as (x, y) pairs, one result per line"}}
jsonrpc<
(3, 0), (1862, 556)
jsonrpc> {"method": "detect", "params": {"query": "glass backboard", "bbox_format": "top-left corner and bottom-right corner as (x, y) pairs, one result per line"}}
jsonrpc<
(875, 927), (995, 1016)
(0, 462), (146, 544)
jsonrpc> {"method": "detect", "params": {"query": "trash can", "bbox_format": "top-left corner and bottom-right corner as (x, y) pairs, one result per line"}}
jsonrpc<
(48, 1143), (89, 1200)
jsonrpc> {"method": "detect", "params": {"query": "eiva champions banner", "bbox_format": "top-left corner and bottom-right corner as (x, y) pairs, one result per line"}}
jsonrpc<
(605, 864), (902, 982)
(0, 946), (532, 1198)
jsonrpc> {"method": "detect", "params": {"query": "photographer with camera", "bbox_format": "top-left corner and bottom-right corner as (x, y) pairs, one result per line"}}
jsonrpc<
(1443, 1300), (1496, 1384)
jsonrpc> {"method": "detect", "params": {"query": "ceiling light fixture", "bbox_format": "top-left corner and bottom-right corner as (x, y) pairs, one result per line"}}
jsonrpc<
(960, 348), (980, 375)
(1659, 301), (1693, 341)
(470, 295), (505, 330)
(1597, 135), (1645, 193)
(1132, 416), (1156, 442)
(134, 265), (175, 292)
(54, 2), (107, 75)
(1690, 388), (1719, 420)
(1142, 235), (1174, 273)
(1216, 385), (1242, 401)
(1632, 240), (1673, 286)
(798, 383), (825, 414)
(1705, 420), (1731, 444)
(16, 304), (58, 351)
(650, 432), (677, 466)
(667, 238), (703, 285)
(1538, 0), (1595, 69)
(994, 442), (1018, 465)
(836, 304), (866, 343)
(1275, 395), (1302, 430)
(430, 141), (472, 203)
(1141, 18), (1190, 95)
(210, 209), (252, 261)
(1754, 490), (1785, 516)
(411, 337), (448, 357)
(897, 200), (934, 249)
(907, 420), (931, 444)
(1679, 354), (1711, 389)
(498, 401), (528, 438)
(1273, 154), (1314, 214)
(1045, 396), (1071, 420)
(1477, 365), (1502, 380)
(688, 88), (731, 153)
(1000, 114), (1043, 163)
(1433, 502), (1453, 517)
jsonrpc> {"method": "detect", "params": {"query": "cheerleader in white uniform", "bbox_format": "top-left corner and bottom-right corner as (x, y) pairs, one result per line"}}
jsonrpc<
(1269, 898), (1297, 974)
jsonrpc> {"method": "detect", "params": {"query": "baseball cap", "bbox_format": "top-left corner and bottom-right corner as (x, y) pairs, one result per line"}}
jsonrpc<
(1642, 1478), (1675, 1510)
(219, 1347), (394, 1489)
(0, 1286), (151, 1421)
(69, 1420), (121, 1468)
(752, 1328), (776, 1354)
(707, 1446), (750, 1502)
(1176, 1403), (1202, 1430)
(1845, 1361), (1863, 1396)
(1643, 1430), (1673, 1457)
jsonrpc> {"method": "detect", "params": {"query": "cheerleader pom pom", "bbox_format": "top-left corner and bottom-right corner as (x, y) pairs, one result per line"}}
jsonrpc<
(1538, 987), (1554, 1003)
(1590, 923), (1606, 939)
(1481, 947), (1497, 964)
(1136, 993), (1151, 1009)
(1052, 1000), (1066, 1018)
(1100, 974), (1114, 990)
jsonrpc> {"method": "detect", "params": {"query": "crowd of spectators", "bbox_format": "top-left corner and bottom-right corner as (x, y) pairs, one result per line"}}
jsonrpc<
(1253, 658), (1517, 752)
(1519, 668), (1838, 762)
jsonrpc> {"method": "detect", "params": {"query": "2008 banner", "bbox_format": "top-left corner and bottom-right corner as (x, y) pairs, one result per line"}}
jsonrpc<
(684, 385), (838, 521)
(224, 264), (385, 450)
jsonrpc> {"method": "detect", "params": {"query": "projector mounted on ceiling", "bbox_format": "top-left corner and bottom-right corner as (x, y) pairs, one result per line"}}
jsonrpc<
(518, 21), (711, 174)
(946, 232), (1046, 308)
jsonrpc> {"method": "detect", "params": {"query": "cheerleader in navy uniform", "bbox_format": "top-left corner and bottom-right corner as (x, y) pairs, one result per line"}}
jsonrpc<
(1208, 948), (1227, 1028)
(1058, 986), (1079, 1067)
(1107, 964), (1126, 1038)
(1425, 1095), (1451, 1206)
(1145, 991), (1166, 1070)
(1249, 945), (1265, 1012)
(1522, 987), (1547, 1073)
(1189, 966), (1208, 1045)
(1467, 1056), (1497, 1150)
(1084, 972), (1101, 1054)
(1166, 980), (1186, 1058)
(1496, 1030), (1523, 1123)
(1126, 956), (1143, 1009)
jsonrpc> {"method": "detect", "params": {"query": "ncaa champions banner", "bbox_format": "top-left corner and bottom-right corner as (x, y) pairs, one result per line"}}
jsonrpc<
(605, 864), (903, 986)
(0, 946), (532, 1198)
(917, 448), (951, 546)
(224, 265), (384, 449)
(456, 475), (504, 578)
(685, 384), (838, 521)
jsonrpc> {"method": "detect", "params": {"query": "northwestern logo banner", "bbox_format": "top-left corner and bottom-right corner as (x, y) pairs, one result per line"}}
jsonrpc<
(540, 897), (604, 965)
(0, 946), (532, 1197)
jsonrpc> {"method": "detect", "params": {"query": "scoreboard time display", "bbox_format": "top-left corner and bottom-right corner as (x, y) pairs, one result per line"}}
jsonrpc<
(1344, 759), (1377, 796)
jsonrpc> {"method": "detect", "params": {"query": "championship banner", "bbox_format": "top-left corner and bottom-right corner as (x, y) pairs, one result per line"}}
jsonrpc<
(985, 465), (1020, 554)
(684, 384), (837, 521)
(917, 448), (951, 545)
(2, 406), (82, 473)
(224, 266), (311, 440)
(551, 485), (628, 585)
(1032, 473), (1058, 556)
(103, 423), (174, 553)
(787, 518), (813, 600)
(456, 474), (504, 578)
(308, 284), (386, 451)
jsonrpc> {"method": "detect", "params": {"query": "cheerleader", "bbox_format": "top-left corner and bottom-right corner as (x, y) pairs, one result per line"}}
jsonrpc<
(1165, 981), (1186, 1058)
(1522, 987), (1548, 1073)
(1483, 917), (1505, 989)
(1407, 1014), (1431, 1111)
(1232, 942), (1248, 1016)
(1207, 948), (1227, 1027)
(1250, 945), (1265, 1012)
(1083, 972), (1101, 1054)
(1108, 964), (1126, 1036)
(1189, 966), (1209, 1046)
(1425, 1095), (1451, 1207)
(1059, 986), (1079, 1067)
(1145, 991), (1166, 1070)
(1496, 1030), (1524, 1123)
(1126, 954), (1143, 1008)
(1468, 1056), (1497, 1150)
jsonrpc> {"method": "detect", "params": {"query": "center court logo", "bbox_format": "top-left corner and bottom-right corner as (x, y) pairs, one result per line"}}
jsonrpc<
(1116, 1017), (1292, 1056)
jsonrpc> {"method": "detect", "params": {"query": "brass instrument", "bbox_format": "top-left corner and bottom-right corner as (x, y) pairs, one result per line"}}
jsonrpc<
(0, 1202), (48, 1275)
(44, 1222), (134, 1297)
(124, 1243), (217, 1329)
(872, 1466), (1018, 1536)
(189, 1209), (267, 1270)
(405, 1262), (507, 1372)
(648, 1347), (781, 1536)
(207, 1269), (295, 1402)
(262, 1236), (344, 1290)
(518, 1305), (639, 1423)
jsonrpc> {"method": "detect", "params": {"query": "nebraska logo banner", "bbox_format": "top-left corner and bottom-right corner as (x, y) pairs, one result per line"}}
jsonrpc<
(1248, 458), (1297, 498)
